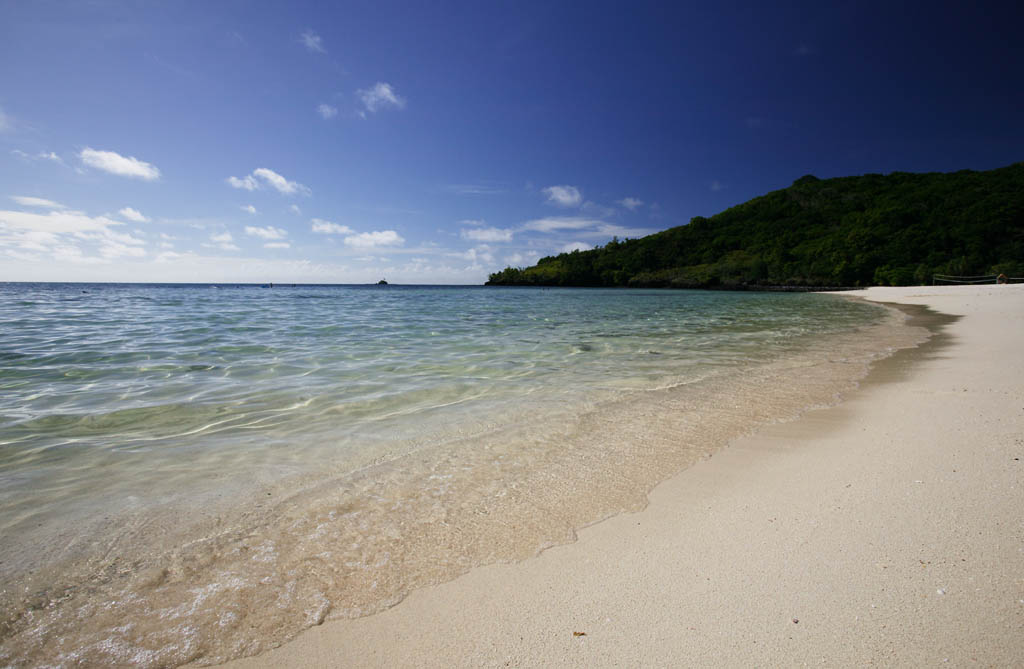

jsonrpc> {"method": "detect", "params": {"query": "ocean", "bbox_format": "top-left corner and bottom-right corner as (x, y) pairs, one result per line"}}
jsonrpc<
(0, 283), (925, 666)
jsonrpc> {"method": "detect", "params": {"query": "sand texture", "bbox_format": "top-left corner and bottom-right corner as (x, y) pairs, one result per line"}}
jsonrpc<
(225, 285), (1024, 668)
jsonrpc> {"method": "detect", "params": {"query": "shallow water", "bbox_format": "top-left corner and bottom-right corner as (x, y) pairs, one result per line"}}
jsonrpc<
(0, 284), (926, 666)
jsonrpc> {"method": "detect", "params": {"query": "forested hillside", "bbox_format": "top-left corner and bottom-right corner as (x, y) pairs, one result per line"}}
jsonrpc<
(487, 163), (1024, 288)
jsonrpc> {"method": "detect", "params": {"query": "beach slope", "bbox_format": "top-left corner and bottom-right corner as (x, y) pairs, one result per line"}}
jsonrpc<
(228, 285), (1023, 667)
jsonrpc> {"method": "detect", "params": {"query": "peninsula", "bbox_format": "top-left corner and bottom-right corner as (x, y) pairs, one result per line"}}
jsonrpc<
(487, 163), (1024, 288)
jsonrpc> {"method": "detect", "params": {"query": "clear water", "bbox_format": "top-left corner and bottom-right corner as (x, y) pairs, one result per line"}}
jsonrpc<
(0, 283), (924, 667)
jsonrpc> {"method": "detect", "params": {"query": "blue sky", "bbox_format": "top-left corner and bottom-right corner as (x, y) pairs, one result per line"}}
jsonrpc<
(2, 1), (1022, 284)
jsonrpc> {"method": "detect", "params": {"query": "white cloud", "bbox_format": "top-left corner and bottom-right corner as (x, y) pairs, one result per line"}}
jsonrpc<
(444, 184), (506, 196)
(521, 216), (603, 232)
(357, 82), (406, 114)
(245, 225), (287, 240)
(561, 242), (593, 253)
(459, 218), (486, 226)
(289, 204), (302, 215)
(253, 168), (310, 196)
(543, 185), (582, 207)
(450, 245), (495, 265)
(95, 237), (146, 259)
(208, 231), (239, 251)
(461, 226), (513, 242)
(118, 207), (149, 222)
(343, 230), (404, 248)
(520, 216), (656, 239)
(590, 223), (657, 239)
(0, 206), (152, 264)
(317, 104), (338, 119)
(11, 196), (66, 209)
(617, 197), (643, 211)
(226, 168), (310, 196)
(11, 149), (64, 164)
(0, 107), (11, 133)
(301, 30), (326, 53)
(252, 165), (307, 192)
(227, 175), (259, 191)
(311, 218), (354, 235)
(264, 242), (291, 249)
(241, 204), (258, 215)
(80, 148), (161, 181)
(0, 208), (117, 234)
(503, 252), (540, 267)
(710, 180), (724, 191)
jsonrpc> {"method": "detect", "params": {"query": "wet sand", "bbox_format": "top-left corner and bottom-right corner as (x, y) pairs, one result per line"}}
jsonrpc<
(226, 285), (1024, 668)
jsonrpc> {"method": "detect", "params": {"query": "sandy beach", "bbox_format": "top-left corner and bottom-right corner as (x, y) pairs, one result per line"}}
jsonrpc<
(226, 285), (1023, 668)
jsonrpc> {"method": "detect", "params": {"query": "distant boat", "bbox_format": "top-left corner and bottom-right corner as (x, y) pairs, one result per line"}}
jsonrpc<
(377, 279), (388, 285)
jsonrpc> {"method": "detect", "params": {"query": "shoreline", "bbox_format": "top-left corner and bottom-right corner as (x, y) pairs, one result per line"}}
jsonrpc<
(225, 285), (1024, 667)
(1, 290), (913, 667)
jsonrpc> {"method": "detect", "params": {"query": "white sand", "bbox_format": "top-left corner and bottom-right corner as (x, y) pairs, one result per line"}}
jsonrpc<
(227, 285), (1024, 667)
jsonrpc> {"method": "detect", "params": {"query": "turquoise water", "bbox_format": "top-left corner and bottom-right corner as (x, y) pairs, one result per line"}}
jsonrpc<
(0, 283), (918, 667)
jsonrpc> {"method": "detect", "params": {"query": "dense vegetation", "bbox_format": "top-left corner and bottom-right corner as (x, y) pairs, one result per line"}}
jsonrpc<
(487, 163), (1024, 288)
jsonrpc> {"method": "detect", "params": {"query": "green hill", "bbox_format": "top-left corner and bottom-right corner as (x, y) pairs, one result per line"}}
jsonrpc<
(486, 163), (1024, 288)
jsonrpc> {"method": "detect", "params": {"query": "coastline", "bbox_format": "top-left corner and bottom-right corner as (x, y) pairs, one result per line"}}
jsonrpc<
(225, 285), (1024, 667)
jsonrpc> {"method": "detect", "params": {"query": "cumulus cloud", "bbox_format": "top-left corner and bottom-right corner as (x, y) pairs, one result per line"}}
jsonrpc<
(245, 225), (287, 240)
(343, 230), (404, 248)
(357, 82), (406, 114)
(0, 206), (149, 263)
(543, 185), (582, 207)
(617, 197), (644, 211)
(226, 168), (310, 196)
(264, 242), (290, 249)
(80, 148), (161, 181)
(11, 196), (66, 209)
(208, 231), (239, 251)
(301, 30), (325, 53)
(461, 226), (513, 242)
(317, 104), (338, 119)
(241, 205), (257, 215)
(118, 207), (149, 222)
(561, 242), (593, 253)
(450, 245), (495, 265)
(253, 168), (310, 195)
(227, 175), (258, 191)
(289, 205), (302, 215)
(311, 218), (354, 235)
(459, 218), (486, 226)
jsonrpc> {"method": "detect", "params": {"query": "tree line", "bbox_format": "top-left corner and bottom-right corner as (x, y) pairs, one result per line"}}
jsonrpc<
(487, 163), (1024, 288)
